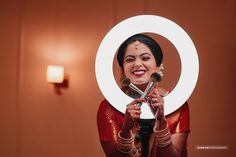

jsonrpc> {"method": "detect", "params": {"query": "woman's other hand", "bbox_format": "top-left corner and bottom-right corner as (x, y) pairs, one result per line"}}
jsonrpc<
(120, 98), (145, 138)
(148, 88), (167, 130)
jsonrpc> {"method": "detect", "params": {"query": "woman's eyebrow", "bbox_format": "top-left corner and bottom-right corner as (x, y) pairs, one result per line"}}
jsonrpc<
(124, 55), (135, 59)
(140, 53), (152, 57)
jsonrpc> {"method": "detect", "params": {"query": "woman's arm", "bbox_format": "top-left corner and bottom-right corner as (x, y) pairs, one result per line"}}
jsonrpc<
(98, 99), (144, 157)
(101, 141), (133, 157)
(150, 122), (189, 157)
(148, 88), (189, 157)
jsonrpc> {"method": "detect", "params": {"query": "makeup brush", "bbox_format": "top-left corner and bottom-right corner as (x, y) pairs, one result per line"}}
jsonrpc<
(123, 78), (144, 96)
(136, 73), (161, 107)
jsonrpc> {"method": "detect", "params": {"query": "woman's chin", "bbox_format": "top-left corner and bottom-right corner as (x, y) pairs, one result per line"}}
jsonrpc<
(133, 81), (149, 91)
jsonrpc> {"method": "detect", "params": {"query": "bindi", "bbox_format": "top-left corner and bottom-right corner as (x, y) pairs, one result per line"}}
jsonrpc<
(133, 41), (141, 50)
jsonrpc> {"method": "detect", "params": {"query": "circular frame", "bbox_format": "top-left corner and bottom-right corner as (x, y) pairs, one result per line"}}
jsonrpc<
(95, 15), (199, 119)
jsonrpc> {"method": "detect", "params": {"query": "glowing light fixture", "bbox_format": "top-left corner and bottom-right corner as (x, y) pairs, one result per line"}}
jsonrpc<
(47, 65), (64, 83)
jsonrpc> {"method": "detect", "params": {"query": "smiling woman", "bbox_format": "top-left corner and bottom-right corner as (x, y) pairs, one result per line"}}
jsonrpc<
(117, 34), (163, 91)
(122, 41), (158, 87)
(97, 34), (190, 157)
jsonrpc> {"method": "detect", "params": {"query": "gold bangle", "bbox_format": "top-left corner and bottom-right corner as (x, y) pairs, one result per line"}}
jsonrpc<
(118, 137), (133, 144)
(118, 131), (133, 141)
(155, 131), (171, 138)
(154, 127), (172, 148)
(117, 142), (133, 148)
(117, 131), (134, 153)
(153, 125), (169, 134)
(156, 132), (172, 147)
(156, 137), (172, 147)
(117, 145), (133, 154)
(157, 135), (171, 143)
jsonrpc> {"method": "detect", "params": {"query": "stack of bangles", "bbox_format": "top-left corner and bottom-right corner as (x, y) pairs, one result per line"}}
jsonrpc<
(117, 131), (134, 153)
(153, 125), (172, 147)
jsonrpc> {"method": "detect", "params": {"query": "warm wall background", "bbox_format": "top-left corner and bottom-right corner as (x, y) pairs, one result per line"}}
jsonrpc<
(0, 0), (235, 157)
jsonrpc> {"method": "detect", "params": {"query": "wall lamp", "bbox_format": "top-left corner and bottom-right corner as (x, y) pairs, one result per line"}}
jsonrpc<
(47, 65), (69, 94)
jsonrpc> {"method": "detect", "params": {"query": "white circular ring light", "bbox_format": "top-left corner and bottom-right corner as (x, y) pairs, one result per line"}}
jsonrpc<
(95, 15), (199, 119)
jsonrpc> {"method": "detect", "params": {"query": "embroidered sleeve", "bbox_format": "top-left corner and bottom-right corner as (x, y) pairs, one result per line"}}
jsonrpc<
(97, 100), (121, 141)
(173, 102), (190, 134)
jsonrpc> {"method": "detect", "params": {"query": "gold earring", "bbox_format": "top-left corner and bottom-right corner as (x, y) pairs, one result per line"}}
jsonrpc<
(157, 63), (164, 77)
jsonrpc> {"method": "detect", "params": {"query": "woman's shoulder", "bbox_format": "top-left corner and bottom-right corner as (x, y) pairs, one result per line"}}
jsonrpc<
(167, 101), (189, 117)
(97, 99), (125, 131)
(98, 99), (113, 111)
(97, 99), (122, 116)
(98, 99), (111, 113)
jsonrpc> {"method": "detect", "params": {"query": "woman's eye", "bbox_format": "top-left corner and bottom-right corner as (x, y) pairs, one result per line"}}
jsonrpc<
(125, 58), (134, 63)
(142, 56), (150, 61)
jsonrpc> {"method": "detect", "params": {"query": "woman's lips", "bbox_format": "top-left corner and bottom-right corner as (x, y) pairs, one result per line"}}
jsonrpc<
(132, 70), (146, 77)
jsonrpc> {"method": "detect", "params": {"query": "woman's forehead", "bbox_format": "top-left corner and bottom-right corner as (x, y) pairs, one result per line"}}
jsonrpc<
(125, 41), (152, 56)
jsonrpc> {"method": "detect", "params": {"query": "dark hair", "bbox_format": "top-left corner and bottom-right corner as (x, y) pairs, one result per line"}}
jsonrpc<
(117, 34), (163, 68)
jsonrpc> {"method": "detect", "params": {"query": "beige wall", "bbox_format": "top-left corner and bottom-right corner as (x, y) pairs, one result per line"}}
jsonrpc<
(0, 0), (235, 157)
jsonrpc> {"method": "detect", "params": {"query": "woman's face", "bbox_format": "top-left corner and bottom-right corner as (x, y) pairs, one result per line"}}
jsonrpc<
(123, 41), (157, 87)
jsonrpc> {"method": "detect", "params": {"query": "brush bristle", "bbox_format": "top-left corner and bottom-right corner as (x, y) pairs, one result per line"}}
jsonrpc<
(151, 73), (161, 82)
(122, 78), (131, 87)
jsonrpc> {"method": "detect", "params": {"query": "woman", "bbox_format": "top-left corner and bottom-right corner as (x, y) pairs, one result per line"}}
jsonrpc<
(97, 34), (190, 157)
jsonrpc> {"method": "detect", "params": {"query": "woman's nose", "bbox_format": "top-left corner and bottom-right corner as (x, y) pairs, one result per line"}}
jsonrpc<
(133, 59), (142, 68)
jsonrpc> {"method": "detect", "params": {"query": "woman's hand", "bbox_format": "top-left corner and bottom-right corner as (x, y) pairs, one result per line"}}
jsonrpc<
(148, 88), (167, 130)
(120, 98), (145, 138)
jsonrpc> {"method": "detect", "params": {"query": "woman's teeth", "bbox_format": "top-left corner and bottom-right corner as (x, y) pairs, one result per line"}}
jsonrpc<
(133, 70), (146, 75)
